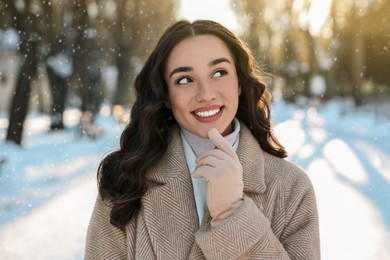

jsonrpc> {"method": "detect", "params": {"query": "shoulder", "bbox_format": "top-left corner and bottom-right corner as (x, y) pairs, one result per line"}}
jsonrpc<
(238, 122), (311, 186)
(263, 152), (307, 179)
(262, 152), (316, 209)
(263, 152), (312, 188)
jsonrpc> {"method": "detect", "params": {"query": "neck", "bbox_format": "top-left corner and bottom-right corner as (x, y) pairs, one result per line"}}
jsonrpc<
(181, 118), (240, 157)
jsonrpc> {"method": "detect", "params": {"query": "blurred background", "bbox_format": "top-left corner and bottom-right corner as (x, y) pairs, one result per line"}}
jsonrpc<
(0, 0), (389, 259)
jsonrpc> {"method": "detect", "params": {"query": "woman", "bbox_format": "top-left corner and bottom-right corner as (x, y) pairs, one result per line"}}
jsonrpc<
(85, 19), (320, 259)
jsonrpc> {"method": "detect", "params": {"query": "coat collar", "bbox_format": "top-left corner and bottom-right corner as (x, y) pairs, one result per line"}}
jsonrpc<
(141, 123), (266, 258)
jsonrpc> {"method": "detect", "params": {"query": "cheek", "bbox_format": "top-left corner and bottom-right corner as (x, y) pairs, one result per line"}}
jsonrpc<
(167, 89), (187, 112)
(226, 81), (240, 102)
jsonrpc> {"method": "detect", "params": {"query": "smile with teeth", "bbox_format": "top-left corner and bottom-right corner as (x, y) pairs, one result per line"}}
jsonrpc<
(194, 108), (221, 118)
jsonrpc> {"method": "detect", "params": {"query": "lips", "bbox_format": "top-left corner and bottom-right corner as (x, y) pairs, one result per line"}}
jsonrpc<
(194, 108), (220, 118)
(192, 106), (223, 122)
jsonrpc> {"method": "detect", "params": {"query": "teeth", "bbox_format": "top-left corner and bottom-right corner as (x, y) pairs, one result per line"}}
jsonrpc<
(194, 108), (220, 118)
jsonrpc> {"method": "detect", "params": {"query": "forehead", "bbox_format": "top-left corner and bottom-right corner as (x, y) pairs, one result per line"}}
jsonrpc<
(166, 34), (233, 68)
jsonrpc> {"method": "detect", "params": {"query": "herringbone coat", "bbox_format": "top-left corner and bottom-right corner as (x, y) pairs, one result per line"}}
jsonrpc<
(85, 124), (320, 259)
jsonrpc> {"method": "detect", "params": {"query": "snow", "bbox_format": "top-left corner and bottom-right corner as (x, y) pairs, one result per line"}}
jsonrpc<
(0, 110), (123, 259)
(47, 53), (73, 78)
(0, 28), (19, 53)
(273, 99), (390, 259)
(0, 99), (389, 259)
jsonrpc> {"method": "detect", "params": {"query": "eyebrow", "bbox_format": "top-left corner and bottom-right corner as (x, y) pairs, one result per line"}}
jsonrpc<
(169, 66), (193, 78)
(209, 57), (231, 67)
(169, 57), (231, 78)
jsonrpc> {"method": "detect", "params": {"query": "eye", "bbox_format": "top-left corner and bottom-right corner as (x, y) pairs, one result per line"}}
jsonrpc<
(213, 70), (228, 78)
(176, 76), (192, 85)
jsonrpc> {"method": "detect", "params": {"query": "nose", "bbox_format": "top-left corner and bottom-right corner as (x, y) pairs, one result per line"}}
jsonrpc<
(195, 79), (216, 102)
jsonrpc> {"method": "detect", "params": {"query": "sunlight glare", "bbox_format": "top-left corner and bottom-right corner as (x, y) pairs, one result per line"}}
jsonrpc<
(323, 139), (368, 185)
(308, 0), (333, 37)
(309, 127), (327, 143)
(297, 144), (315, 159)
(356, 140), (390, 186)
(307, 158), (390, 260)
(179, 0), (239, 33)
(274, 119), (306, 157)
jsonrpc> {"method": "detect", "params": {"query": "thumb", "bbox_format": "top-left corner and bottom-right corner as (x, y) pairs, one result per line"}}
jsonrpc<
(208, 128), (236, 158)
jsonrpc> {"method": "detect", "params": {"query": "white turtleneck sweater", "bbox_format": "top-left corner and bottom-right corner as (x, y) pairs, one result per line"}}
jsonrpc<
(180, 118), (240, 224)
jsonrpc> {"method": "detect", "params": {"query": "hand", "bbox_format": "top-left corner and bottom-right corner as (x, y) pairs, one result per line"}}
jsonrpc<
(191, 128), (244, 226)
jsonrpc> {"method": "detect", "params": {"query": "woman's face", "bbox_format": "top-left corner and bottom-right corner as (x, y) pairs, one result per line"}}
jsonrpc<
(164, 35), (240, 138)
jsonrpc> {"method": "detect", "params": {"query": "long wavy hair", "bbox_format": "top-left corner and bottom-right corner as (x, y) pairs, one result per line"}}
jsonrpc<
(98, 19), (287, 230)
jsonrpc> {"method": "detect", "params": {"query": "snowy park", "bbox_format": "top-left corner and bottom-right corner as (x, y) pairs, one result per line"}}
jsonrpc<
(1, 0), (390, 259)
(0, 99), (389, 259)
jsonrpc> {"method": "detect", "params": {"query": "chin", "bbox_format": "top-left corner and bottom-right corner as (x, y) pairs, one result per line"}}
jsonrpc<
(197, 130), (209, 139)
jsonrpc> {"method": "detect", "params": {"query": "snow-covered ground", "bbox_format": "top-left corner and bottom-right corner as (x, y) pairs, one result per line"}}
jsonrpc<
(0, 100), (389, 259)
(273, 99), (390, 260)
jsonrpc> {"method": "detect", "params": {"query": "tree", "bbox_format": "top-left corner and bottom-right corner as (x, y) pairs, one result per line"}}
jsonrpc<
(331, 0), (389, 105)
(231, 0), (388, 104)
(5, 0), (40, 145)
(41, 0), (73, 129)
(231, 0), (315, 99)
(230, 0), (267, 61)
(110, 0), (179, 107)
(2, 0), (179, 144)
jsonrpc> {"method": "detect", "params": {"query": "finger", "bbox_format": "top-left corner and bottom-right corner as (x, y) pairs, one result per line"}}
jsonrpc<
(195, 149), (227, 164)
(191, 165), (212, 179)
(195, 156), (221, 169)
(208, 128), (237, 158)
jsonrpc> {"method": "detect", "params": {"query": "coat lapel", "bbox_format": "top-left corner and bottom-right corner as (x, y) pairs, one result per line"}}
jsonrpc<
(141, 127), (199, 259)
(237, 123), (266, 195)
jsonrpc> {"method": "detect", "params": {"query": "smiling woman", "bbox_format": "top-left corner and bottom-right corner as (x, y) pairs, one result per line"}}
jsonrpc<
(85, 19), (320, 259)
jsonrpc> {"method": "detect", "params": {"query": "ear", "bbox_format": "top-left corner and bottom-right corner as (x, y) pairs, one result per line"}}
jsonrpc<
(238, 85), (242, 95)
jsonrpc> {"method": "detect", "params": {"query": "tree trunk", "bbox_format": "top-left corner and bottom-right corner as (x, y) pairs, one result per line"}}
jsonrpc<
(46, 66), (69, 129)
(41, 0), (71, 130)
(113, 42), (133, 106)
(6, 38), (39, 144)
(352, 19), (365, 106)
(112, 0), (139, 107)
(72, 1), (102, 115)
(5, 1), (39, 145)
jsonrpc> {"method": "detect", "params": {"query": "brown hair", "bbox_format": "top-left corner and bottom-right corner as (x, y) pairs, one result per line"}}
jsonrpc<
(98, 19), (287, 230)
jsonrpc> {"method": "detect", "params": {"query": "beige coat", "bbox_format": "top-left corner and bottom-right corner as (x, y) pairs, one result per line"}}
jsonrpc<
(85, 124), (320, 259)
